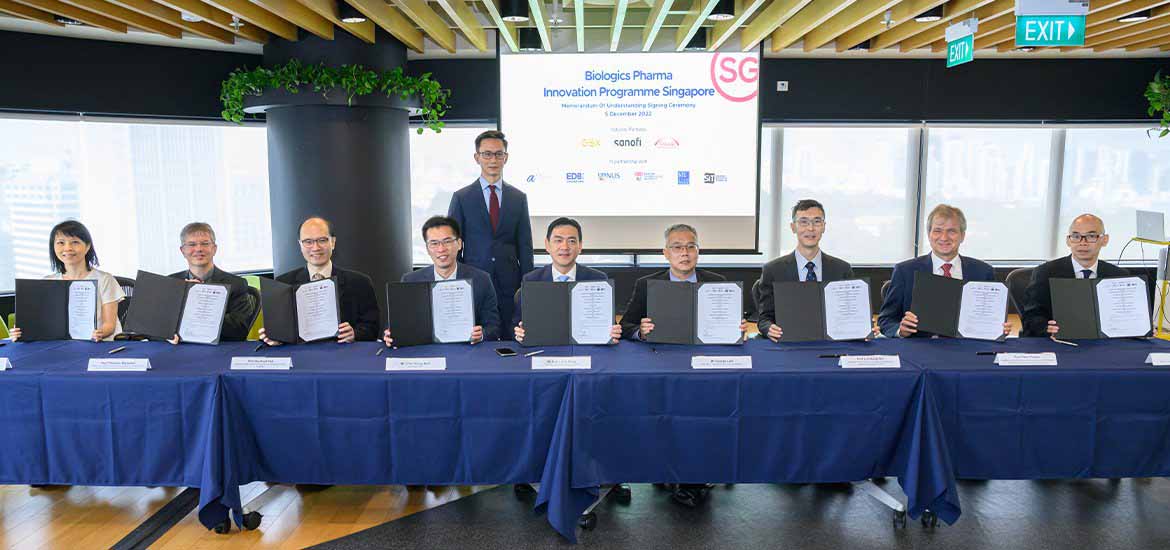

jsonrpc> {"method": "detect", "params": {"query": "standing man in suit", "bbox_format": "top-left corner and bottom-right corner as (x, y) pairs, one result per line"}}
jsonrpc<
(878, 204), (1009, 338)
(448, 130), (534, 339)
(513, 217), (621, 343)
(383, 216), (500, 346)
(1021, 213), (1128, 337)
(259, 217), (380, 344)
(621, 223), (747, 343)
(756, 199), (856, 342)
(168, 222), (256, 342)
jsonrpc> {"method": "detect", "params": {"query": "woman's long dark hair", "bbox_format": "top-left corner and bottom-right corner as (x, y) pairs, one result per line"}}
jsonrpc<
(48, 220), (99, 274)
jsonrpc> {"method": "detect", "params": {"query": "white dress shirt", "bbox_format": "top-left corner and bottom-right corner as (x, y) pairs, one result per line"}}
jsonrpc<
(435, 265), (459, 281)
(308, 261), (333, 281)
(1071, 256), (1098, 279)
(931, 253), (963, 280)
(794, 250), (823, 282)
(551, 264), (577, 282)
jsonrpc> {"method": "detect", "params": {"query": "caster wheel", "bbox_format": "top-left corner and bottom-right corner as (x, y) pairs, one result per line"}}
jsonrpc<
(242, 511), (263, 530)
(514, 484), (535, 498)
(213, 520), (231, 534)
(893, 510), (907, 528)
(613, 484), (632, 504)
(921, 510), (938, 528)
(578, 512), (597, 530)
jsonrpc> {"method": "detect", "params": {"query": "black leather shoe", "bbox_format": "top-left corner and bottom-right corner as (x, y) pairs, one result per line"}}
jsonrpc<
(671, 488), (699, 508)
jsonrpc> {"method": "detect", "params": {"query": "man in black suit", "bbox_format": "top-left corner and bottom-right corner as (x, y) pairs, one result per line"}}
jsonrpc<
(513, 217), (621, 343)
(383, 216), (501, 346)
(259, 217), (380, 344)
(756, 199), (856, 342)
(168, 222), (256, 342)
(447, 130), (534, 338)
(1022, 213), (1128, 337)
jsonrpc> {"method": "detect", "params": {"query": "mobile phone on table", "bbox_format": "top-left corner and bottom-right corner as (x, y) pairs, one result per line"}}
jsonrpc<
(495, 347), (517, 357)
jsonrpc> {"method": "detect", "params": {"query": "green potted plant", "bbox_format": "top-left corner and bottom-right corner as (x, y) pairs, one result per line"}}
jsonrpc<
(1148, 70), (1170, 138)
(220, 59), (450, 133)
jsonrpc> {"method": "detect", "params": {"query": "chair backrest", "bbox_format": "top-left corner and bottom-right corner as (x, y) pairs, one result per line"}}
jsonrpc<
(0, 313), (8, 339)
(880, 280), (892, 301)
(7, 313), (15, 334)
(748, 279), (762, 321)
(1004, 268), (1033, 315)
(114, 276), (136, 323)
(243, 275), (264, 341)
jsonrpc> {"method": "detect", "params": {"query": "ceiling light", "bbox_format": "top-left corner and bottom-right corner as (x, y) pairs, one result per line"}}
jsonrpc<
(1015, 46), (1034, 52)
(339, 3), (367, 24)
(1118, 9), (1152, 23)
(519, 27), (542, 51)
(914, 6), (944, 23)
(707, 0), (735, 21)
(684, 27), (708, 51)
(502, 0), (529, 22)
(54, 15), (83, 25)
(180, 11), (202, 22)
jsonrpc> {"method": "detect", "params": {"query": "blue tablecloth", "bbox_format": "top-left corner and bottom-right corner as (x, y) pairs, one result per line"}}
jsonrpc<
(0, 340), (231, 529)
(919, 337), (1170, 479)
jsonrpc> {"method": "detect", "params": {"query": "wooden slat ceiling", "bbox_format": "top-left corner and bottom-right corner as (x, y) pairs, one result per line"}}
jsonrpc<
(2, 0), (1169, 54)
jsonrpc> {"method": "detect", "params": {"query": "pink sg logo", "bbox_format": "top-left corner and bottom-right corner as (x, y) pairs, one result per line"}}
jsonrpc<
(709, 54), (759, 102)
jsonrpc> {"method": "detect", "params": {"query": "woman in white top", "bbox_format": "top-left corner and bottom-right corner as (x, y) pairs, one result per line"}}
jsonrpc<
(9, 220), (126, 342)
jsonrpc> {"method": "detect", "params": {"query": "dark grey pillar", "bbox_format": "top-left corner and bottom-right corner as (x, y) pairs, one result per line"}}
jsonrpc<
(256, 30), (416, 328)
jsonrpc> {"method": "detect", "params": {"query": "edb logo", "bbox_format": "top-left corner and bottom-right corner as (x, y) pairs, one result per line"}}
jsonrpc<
(709, 53), (759, 103)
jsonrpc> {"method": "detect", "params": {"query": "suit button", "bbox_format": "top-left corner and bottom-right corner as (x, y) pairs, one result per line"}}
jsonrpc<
(491, 257), (495, 261)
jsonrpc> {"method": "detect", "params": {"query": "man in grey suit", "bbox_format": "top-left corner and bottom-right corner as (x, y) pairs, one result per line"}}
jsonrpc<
(756, 199), (856, 342)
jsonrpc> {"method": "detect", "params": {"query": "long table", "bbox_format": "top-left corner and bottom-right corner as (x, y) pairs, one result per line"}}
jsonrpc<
(3, 337), (1169, 542)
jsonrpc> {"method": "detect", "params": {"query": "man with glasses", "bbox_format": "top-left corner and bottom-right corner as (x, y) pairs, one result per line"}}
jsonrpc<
(383, 216), (500, 346)
(1021, 213), (1128, 337)
(259, 216), (380, 344)
(756, 199), (856, 342)
(167, 222), (256, 341)
(879, 204), (1007, 338)
(447, 130), (534, 340)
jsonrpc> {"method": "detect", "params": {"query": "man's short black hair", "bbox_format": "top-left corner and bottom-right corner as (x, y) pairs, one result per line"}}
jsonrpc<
(475, 130), (508, 151)
(791, 199), (826, 220)
(546, 217), (582, 241)
(421, 215), (462, 240)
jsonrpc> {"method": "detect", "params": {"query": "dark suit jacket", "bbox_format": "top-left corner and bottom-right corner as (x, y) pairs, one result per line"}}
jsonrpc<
(756, 251), (855, 337)
(877, 254), (996, 338)
(276, 265), (380, 342)
(168, 266), (255, 342)
(512, 263), (609, 327)
(620, 269), (727, 340)
(447, 180), (534, 293)
(1021, 255), (1130, 337)
(403, 263), (501, 341)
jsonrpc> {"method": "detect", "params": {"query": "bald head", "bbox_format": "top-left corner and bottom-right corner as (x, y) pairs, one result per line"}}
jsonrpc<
(1066, 213), (1108, 267)
(300, 217), (333, 237)
(1069, 214), (1105, 234)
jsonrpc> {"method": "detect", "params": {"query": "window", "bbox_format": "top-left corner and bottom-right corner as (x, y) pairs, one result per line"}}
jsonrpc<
(0, 116), (270, 293)
(1060, 127), (1170, 262)
(408, 125), (494, 264)
(922, 127), (1055, 261)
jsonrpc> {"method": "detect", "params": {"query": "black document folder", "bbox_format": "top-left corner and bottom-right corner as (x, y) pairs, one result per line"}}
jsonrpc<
(646, 280), (743, 345)
(385, 281), (436, 347)
(910, 272), (965, 338)
(122, 270), (229, 344)
(260, 277), (340, 344)
(772, 279), (872, 342)
(519, 280), (615, 347)
(1051, 276), (1151, 340)
(14, 279), (98, 341)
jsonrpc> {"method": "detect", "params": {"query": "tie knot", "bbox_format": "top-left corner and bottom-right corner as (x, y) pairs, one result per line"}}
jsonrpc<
(941, 263), (953, 277)
(806, 261), (815, 269)
(311, 273), (323, 281)
(489, 185), (497, 192)
(557, 275), (570, 282)
(1082, 269), (1093, 279)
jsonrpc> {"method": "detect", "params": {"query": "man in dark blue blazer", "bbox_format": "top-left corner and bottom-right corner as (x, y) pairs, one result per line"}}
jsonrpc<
(878, 204), (1009, 338)
(447, 130), (534, 340)
(382, 216), (500, 346)
(512, 217), (621, 343)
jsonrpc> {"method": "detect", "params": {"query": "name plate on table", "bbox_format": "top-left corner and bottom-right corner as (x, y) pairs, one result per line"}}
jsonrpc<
(88, 358), (151, 372)
(386, 358), (447, 371)
(0, 358), (10, 371)
(1145, 353), (1170, 366)
(230, 357), (293, 370)
(994, 352), (1057, 366)
(839, 355), (901, 369)
(532, 356), (591, 370)
(691, 356), (752, 369)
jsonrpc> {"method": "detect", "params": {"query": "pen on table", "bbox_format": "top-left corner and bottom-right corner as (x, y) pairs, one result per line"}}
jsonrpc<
(376, 347), (385, 356)
(107, 346), (127, 355)
(818, 353), (844, 358)
(254, 342), (266, 352)
(975, 351), (996, 356)
(1050, 336), (1079, 347)
(524, 350), (545, 357)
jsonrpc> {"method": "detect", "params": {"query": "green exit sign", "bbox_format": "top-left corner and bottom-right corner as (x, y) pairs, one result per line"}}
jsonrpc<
(1015, 15), (1086, 46)
(947, 34), (974, 68)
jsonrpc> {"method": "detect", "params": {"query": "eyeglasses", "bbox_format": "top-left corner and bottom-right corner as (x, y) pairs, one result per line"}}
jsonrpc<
(477, 151), (508, 160)
(427, 237), (459, 250)
(795, 217), (825, 228)
(300, 237), (332, 248)
(1068, 233), (1103, 243)
(182, 240), (214, 249)
(667, 243), (699, 254)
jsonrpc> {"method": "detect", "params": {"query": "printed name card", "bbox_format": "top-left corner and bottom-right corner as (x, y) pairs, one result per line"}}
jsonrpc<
(1145, 353), (1170, 366)
(691, 356), (753, 369)
(0, 358), (10, 371)
(532, 357), (592, 370)
(386, 358), (447, 371)
(88, 358), (152, 372)
(993, 352), (1058, 366)
(839, 355), (901, 369)
(230, 357), (293, 370)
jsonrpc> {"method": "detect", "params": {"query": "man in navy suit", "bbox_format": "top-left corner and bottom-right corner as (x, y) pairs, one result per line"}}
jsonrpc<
(512, 217), (621, 343)
(878, 204), (1010, 338)
(447, 130), (534, 340)
(382, 216), (501, 346)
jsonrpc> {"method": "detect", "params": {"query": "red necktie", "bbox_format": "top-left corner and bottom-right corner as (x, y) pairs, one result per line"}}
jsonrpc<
(941, 263), (953, 278)
(489, 185), (500, 232)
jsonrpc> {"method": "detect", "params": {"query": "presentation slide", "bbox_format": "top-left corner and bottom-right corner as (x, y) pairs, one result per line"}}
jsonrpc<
(501, 52), (760, 251)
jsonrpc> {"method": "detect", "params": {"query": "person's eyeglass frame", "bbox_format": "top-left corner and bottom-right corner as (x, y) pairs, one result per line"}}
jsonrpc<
(426, 237), (461, 250)
(477, 150), (508, 160)
(667, 243), (700, 254)
(1067, 233), (1104, 243)
(181, 240), (215, 250)
(794, 217), (825, 228)
(300, 237), (333, 248)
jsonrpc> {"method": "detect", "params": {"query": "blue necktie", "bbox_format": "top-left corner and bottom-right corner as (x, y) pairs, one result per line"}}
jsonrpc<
(805, 262), (817, 282)
(1081, 269), (1092, 279)
(557, 275), (570, 282)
